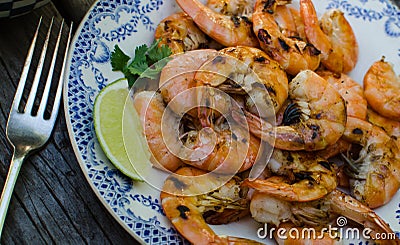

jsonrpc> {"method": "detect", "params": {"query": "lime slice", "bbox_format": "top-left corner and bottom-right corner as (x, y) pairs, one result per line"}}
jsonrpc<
(94, 78), (143, 181)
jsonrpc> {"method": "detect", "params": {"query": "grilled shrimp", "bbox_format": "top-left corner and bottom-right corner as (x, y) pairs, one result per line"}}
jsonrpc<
(300, 0), (358, 74)
(195, 46), (289, 123)
(318, 70), (367, 120)
(207, 0), (255, 18)
(237, 70), (346, 151)
(367, 109), (400, 149)
(253, 0), (321, 75)
(154, 12), (211, 54)
(159, 49), (218, 117)
(133, 91), (183, 172)
(175, 0), (259, 47)
(364, 58), (400, 120)
(243, 149), (337, 202)
(342, 117), (400, 208)
(250, 190), (398, 243)
(180, 116), (262, 174)
(161, 167), (262, 245)
(274, 5), (306, 39)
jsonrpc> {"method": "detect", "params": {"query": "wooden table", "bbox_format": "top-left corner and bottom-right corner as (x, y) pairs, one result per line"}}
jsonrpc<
(0, 1), (139, 244)
(0, 0), (399, 244)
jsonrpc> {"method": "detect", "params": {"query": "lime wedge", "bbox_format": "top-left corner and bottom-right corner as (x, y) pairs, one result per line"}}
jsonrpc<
(93, 78), (143, 181)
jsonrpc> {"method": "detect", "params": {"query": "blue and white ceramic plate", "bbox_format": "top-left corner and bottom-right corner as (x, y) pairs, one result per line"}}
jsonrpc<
(64, 0), (400, 244)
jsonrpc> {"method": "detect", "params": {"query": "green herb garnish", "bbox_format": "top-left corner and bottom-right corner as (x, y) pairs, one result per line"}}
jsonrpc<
(110, 39), (172, 87)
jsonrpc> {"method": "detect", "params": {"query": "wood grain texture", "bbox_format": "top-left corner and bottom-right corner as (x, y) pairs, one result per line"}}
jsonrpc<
(51, 0), (96, 25)
(0, 2), (139, 244)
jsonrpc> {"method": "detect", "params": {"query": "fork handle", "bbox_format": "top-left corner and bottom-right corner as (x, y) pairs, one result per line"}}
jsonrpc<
(0, 151), (25, 237)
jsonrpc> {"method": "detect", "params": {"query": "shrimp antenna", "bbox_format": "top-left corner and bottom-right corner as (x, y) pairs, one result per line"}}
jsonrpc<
(340, 152), (361, 178)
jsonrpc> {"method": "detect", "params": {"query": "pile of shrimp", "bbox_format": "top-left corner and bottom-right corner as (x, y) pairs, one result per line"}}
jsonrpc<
(132, 0), (400, 244)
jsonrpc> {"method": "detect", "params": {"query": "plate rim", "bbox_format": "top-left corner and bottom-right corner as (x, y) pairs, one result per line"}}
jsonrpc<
(62, 0), (147, 243)
(62, 0), (400, 244)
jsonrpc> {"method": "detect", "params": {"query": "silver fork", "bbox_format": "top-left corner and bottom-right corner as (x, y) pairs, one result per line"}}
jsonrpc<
(0, 17), (72, 236)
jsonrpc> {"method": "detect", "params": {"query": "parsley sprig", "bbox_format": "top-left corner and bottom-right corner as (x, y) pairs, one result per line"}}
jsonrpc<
(110, 39), (172, 87)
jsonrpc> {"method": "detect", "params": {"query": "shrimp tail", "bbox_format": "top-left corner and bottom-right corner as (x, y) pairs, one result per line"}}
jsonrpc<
(243, 173), (336, 202)
(300, 0), (332, 57)
(329, 190), (400, 244)
(300, 0), (358, 73)
(176, 0), (259, 47)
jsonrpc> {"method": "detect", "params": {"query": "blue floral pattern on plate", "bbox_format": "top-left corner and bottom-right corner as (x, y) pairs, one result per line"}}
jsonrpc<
(64, 0), (400, 244)
(327, 0), (400, 37)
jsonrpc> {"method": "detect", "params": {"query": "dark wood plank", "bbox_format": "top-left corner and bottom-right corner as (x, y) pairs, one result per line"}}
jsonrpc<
(51, 0), (96, 25)
(0, 3), (138, 244)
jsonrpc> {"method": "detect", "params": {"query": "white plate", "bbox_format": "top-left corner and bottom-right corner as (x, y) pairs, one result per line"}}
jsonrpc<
(64, 0), (400, 244)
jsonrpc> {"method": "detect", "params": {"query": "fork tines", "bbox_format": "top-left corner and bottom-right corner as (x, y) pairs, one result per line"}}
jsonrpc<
(1, 17), (73, 237)
(11, 17), (72, 121)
